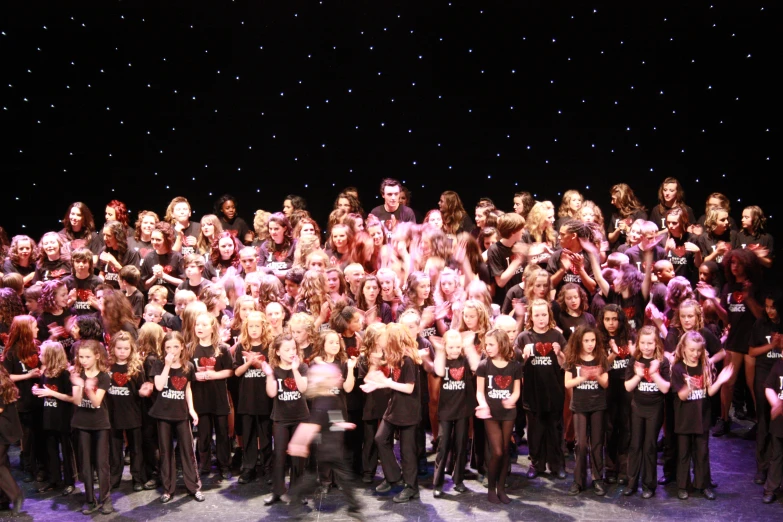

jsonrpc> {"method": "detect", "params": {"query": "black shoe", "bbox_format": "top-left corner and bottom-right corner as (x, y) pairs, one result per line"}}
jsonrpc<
(568, 483), (582, 496)
(219, 471), (233, 481)
(754, 472), (767, 485)
(658, 475), (674, 485)
(453, 482), (468, 493)
(361, 474), (374, 484)
(101, 500), (114, 514)
(143, 479), (158, 490)
(527, 466), (539, 479)
(62, 485), (76, 496)
(605, 475), (617, 484)
(375, 479), (400, 493)
(712, 418), (730, 437)
(678, 489), (689, 500)
(593, 480), (606, 496)
(433, 488), (443, 498)
(11, 491), (24, 515)
(762, 492), (777, 504)
(734, 407), (748, 421)
(556, 469), (567, 480)
(193, 491), (205, 502)
(641, 488), (654, 499)
(264, 494), (281, 505)
(82, 501), (101, 515)
(133, 482), (143, 492)
(160, 494), (172, 504)
(702, 488), (716, 500)
(618, 477), (628, 485)
(743, 423), (758, 440)
(623, 486), (636, 496)
(392, 487), (419, 503)
(238, 470), (256, 484)
(37, 483), (57, 493)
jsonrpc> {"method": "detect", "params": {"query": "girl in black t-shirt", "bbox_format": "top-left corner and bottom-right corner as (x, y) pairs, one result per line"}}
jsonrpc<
(564, 325), (609, 496)
(623, 326), (671, 498)
(36, 280), (75, 354)
(34, 232), (71, 284)
(107, 332), (152, 491)
(356, 323), (391, 484)
(516, 299), (567, 480)
(3, 314), (44, 482)
(137, 322), (164, 489)
(762, 359), (783, 503)
(476, 329), (521, 504)
(261, 334), (309, 505)
(0, 365), (24, 514)
(233, 311), (275, 484)
(31, 341), (76, 496)
(361, 323), (422, 503)
(671, 332), (733, 500)
(191, 313), (234, 479)
(289, 312), (317, 365)
(70, 340), (113, 514)
(149, 331), (203, 503)
(432, 330), (480, 497)
(99, 221), (140, 289)
(206, 232), (243, 282)
(140, 222), (184, 310)
(2, 234), (37, 287)
(597, 304), (635, 484)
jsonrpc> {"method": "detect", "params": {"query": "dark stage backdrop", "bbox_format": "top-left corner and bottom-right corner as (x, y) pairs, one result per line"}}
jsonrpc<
(0, 3), (779, 257)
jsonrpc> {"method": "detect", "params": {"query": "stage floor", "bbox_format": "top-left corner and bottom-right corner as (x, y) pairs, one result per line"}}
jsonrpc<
(7, 420), (781, 521)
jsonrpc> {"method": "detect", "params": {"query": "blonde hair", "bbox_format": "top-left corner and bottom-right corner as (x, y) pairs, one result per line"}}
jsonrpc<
(137, 322), (165, 360)
(239, 310), (274, 350)
(195, 312), (221, 356)
(442, 330), (463, 350)
(384, 323), (422, 369)
(288, 312), (316, 347)
(525, 201), (557, 244)
(41, 341), (69, 378)
(633, 325), (665, 362)
(457, 299), (491, 351)
(524, 298), (557, 330)
(109, 330), (143, 379)
(674, 331), (713, 388)
(230, 295), (258, 332)
(678, 299), (704, 332)
(361, 322), (387, 360)
(181, 301), (208, 353)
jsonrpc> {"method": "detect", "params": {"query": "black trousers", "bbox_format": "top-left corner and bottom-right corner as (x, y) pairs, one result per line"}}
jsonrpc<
(141, 406), (159, 481)
(677, 430), (711, 490)
(240, 414), (273, 473)
(627, 405), (663, 491)
(0, 444), (21, 505)
(376, 421), (418, 489)
(605, 379), (631, 479)
(110, 427), (143, 487)
(272, 422), (304, 496)
(433, 417), (469, 488)
(346, 409), (364, 477)
(362, 419), (381, 479)
(288, 447), (359, 510)
(573, 410), (605, 489)
(526, 409), (564, 473)
(19, 410), (45, 475)
(44, 430), (76, 486)
(196, 413), (230, 473)
(157, 419), (200, 495)
(77, 429), (111, 504)
(470, 417), (487, 475)
(763, 435), (783, 496)
(755, 377), (772, 474)
(662, 392), (677, 479)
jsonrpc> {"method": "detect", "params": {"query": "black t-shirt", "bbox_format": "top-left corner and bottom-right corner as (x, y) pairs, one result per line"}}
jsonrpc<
(624, 244), (666, 273)
(0, 399), (22, 445)
(609, 210), (648, 250)
(369, 205), (417, 229)
(190, 343), (233, 415)
(40, 371), (74, 432)
(383, 356), (421, 426)
(2, 258), (35, 279)
(233, 343), (273, 416)
(2, 348), (42, 413)
(107, 363), (145, 429)
(521, 230), (555, 268)
(750, 318), (783, 382)
(486, 241), (525, 306)
(556, 311), (596, 342)
(258, 240), (297, 273)
(307, 394), (347, 457)
(37, 310), (76, 359)
(219, 216), (251, 243)
(664, 327), (722, 358)
(696, 230), (736, 266)
(127, 289), (145, 319)
(477, 358), (521, 421)
(100, 247), (141, 289)
(606, 289), (646, 332)
(665, 233), (699, 284)
(649, 204), (696, 232)
(178, 222), (202, 256)
(438, 356), (476, 421)
(71, 371), (112, 430)
(625, 356), (670, 416)
(148, 361), (194, 421)
(34, 258), (72, 283)
(271, 364), (310, 424)
(671, 361), (712, 434)
(341, 336), (364, 412)
(733, 230), (775, 255)
(515, 328), (566, 413)
(140, 251), (184, 306)
(606, 334), (634, 380)
(357, 356), (391, 421)
(177, 278), (212, 297)
(63, 274), (103, 315)
(764, 360), (783, 438)
(567, 358), (608, 413)
(60, 229), (102, 255)
(128, 237), (154, 260)
(416, 336), (433, 404)
(721, 282), (762, 354)
(546, 249), (595, 299)
(500, 283), (525, 316)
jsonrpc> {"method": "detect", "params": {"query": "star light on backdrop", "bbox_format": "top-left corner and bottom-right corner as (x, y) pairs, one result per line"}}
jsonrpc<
(0, 3), (778, 239)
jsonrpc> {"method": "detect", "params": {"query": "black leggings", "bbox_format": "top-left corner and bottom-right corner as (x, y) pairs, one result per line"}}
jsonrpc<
(628, 406), (663, 491)
(110, 427), (142, 487)
(573, 410), (605, 489)
(44, 430), (76, 486)
(484, 418), (514, 494)
(763, 435), (783, 496)
(272, 422), (304, 497)
(362, 419), (381, 479)
(77, 429), (111, 504)
(433, 417), (469, 488)
(141, 403), (159, 482)
(605, 379), (631, 479)
(0, 444), (21, 505)
(196, 413), (230, 473)
(19, 410), (45, 476)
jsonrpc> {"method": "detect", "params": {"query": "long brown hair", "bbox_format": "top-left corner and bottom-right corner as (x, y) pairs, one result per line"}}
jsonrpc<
(485, 328), (514, 362)
(0, 366), (18, 404)
(137, 322), (165, 360)
(161, 331), (191, 375)
(633, 325), (665, 362)
(101, 288), (136, 335)
(41, 341), (69, 378)
(73, 339), (109, 375)
(3, 315), (38, 362)
(384, 323), (421, 369)
(314, 329), (347, 363)
(268, 333), (302, 369)
(564, 325), (607, 368)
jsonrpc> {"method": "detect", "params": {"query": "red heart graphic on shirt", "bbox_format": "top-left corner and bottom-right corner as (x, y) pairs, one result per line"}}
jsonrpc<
(227, 229), (239, 238)
(23, 354), (39, 369)
(50, 269), (69, 279)
(535, 342), (553, 357)
(284, 377), (298, 391)
(732, 291), (744, 304)
(171, 376), (187, 390)
(689, 374), (704, 390)
(392, 368), (402, 382)
(44, 384), (58, 392)
(199, 357), (217, 368)
(162, 265), (173, 275)
(71, 239), (87, 250)
(643, 367), (652, 383)
(617, 345), (630, 358)
(449, 366), (465, 381)
(273, 250), (287, 262)
(623, 306), (635, 319)
(84, 377), (98, 394)
(674, 246), (686, 258)
(243, 352), (266, 369)
(112, 372), (129, 386)
(494, 375), (512, 389)
(380, 365), (391, 378)
(76, 289), (94, 301)
(346, 346), (360, 358)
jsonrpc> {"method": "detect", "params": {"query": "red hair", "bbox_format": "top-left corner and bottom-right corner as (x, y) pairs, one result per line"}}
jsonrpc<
(107, 200), (129, 227)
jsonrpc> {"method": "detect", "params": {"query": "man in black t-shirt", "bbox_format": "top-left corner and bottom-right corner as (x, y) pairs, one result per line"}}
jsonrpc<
(369, 178), (417, 237)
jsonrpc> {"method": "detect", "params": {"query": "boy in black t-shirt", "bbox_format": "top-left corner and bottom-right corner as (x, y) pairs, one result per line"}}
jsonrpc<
(177, 254), (212, 298)
(119, 265), (145, 325)
(486, 212), (527, 307)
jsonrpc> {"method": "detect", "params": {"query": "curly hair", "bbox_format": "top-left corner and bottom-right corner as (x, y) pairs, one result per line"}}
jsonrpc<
(0, 288), (25, 328)
(8, 235), (39, 267)
(214, 194), (239, 218)
(285, 194), (308, 212)
(75, 315), (104, 342)
(665, 276), (694, 313)
(294, 236), (322, 268)
(62, 202), (96, 239)
(703, 207), (729, 235)
(403, 271), (434, 311)
(41, 341), (69, 378)
(38, 279), (65, 313)
(610, 183), (646, 218)
(616, 263), (643, 295)
(525, 202), (557, 245)
(721, 248), (762, 286)
(288, 312), (316, 347)
(361, 322), (387, 361)
(558, 190), (584, 219)
(557, 283), (589, 313)
(101, 288), (136, 335)
(265, 212), (294, 252)
(252, 210), (271, 242)
(109, 330), (143, 379)
(37, 232), (68, 267)
(210, 231), (242, 270)
(314, 329), (347, 364)
(333, 192), (363, 215)
(329, 299), (360, 335)
(101, 221), (129, 259)
(72, 339), (109, 374)
(152, 221), (176, 251)
(257, 273), (284, 312)
(133, 211), (160, 241)
(106, 200), (129, 228)
(458, 299), (491, 350)
(384, 323), (421, 369)
(295, 269), (328, 317)
(199, 284), (227, 315)
(0, 366), (18, 404)
(293, 216), (321, 240)
(439, 190), (469, 235)
(564, 324), (607, 369)
(136, 321), (164, 359)
(579, 200), (606, 229)
(238, 310), (274, 350)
